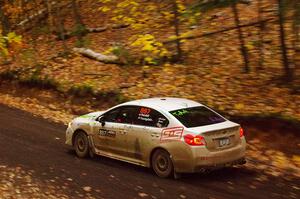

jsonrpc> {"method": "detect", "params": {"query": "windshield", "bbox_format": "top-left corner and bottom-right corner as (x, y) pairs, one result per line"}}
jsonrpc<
(170, 106), (226, 128)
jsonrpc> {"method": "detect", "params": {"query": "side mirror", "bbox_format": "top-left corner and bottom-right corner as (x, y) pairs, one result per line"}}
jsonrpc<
(98, 116), (106, 127)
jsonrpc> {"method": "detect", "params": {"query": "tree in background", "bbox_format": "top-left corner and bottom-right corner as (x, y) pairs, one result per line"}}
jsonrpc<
(277, 0), (291, 80)
(51, 0), (69, 54)
(0, 0), (298, 79)
(172, 0), (183, 62)
(192, 0), (251, 72)
(99, 0), (193, 64)
(257, 0), (265, 70)
(231, 1), (249, 72)
(293, 1), (300, 72)
(71, 0), (86, 47)
(0, 0), (11, 36)
(45, 0), (55, 33)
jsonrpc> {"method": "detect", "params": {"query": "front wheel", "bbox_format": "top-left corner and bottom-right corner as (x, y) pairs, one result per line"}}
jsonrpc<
(74, 131), (89, 158)
(152, 149), (174, 178)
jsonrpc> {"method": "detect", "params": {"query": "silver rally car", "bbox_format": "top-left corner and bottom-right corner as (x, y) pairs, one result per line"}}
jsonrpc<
(66, 98), (246, 178)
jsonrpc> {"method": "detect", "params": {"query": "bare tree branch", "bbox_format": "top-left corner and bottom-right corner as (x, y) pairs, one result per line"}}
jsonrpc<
(163, 18), (274, 44)
(73, 48), (120, 64)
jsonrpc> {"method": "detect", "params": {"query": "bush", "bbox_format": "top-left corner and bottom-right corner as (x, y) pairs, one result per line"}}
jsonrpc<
(19, 74), (59, 90)
(0, 70), (19, 80)
(69, 83), (94, 97)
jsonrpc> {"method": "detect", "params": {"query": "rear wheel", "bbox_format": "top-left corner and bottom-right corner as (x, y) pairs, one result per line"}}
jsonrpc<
(152, 149), (174, 178)
(74, 131), (89, 158)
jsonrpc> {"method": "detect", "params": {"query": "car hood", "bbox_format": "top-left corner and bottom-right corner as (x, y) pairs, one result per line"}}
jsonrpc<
(73, 111), (105, 123)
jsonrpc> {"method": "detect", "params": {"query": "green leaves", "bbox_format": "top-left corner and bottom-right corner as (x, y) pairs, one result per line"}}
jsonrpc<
(0, 37), (8, 56)
(0, 32), (22, 56)
(6, 32), (22, 44)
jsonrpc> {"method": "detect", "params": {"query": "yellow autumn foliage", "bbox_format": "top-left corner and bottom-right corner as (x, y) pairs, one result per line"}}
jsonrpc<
(130, 34), (170, 64)
(0, 32), (22, 56)
(98, 0), (197, 63)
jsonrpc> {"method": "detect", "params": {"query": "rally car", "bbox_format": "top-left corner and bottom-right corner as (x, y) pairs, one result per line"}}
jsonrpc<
(66, 98), (246, 178)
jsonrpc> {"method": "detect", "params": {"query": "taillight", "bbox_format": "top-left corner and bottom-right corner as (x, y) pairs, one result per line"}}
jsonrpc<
(184, 134), (206, 146)
(239, 127), (244, 137)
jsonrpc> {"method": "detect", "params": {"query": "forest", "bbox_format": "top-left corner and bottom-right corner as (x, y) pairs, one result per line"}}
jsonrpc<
(0, 0), (299, 121)
(0, 1), (300, 198)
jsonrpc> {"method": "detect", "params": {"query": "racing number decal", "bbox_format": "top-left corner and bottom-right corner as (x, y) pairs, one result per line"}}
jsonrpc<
(140, 107), (151, 115)
(160, 127), (184, 141)
(138, 107), (153, 122)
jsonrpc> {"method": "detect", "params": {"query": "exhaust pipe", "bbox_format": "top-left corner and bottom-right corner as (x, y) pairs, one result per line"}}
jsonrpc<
(238, 158), (247, 165)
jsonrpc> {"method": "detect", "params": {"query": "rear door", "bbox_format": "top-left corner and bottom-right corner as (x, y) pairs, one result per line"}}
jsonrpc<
(126, 106), (169, 161)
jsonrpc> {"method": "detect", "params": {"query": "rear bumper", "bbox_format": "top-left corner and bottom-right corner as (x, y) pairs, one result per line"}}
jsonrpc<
(194, 157), (246, 172)
(172, 138), (246, 173)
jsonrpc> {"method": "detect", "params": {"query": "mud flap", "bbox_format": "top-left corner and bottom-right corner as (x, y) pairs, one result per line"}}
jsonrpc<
(169, 154), (181, 179)
(88, 136), (96, 158)
(173, 171), (182, 179)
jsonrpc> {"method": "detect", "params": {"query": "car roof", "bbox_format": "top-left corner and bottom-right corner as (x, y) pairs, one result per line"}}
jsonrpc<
(121, 97), (203, 112)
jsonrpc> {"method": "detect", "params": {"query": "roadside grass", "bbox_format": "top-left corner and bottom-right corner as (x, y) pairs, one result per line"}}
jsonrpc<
(68, 83), (128, 104)
(1, 67), (300, 132)
(0, 68), (128, 105)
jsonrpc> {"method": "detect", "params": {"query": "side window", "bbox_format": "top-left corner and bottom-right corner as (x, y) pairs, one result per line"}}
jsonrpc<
(115, 106), (138, 124)
(104, 106), (138, 124)
(104, 108), (120, 122)
(134, 107), (169, 128)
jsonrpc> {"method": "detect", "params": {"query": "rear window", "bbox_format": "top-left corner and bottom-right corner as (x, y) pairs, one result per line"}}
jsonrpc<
(170, 106), (226, 128)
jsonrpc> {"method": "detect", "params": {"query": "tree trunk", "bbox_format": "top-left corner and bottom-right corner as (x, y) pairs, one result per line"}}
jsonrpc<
(293, 1), (300, 74)
(0, 1), (11, 35)
(172, 0), (182, 62)
(232, 3), (250, 73)
(55, 0), (68, 53)
(278, 0), (291, 80)
(45, 0), (55, 32)
(71, 0), (85, 46)
(257, 0), (265, 70)
(71, 0), (83, 25)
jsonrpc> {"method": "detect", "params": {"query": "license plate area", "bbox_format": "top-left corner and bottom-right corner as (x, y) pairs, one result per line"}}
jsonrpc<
(218, 137), (230, 147)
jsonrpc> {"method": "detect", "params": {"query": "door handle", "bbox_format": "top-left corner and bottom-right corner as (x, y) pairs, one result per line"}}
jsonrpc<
(151, 133), (160, 138)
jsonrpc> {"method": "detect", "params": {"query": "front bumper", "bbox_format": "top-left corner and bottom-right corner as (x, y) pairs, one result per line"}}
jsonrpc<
(65, 125), (73, 146)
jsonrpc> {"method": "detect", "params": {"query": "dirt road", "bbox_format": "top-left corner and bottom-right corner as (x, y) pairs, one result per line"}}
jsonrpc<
(0, 104), (299, 199)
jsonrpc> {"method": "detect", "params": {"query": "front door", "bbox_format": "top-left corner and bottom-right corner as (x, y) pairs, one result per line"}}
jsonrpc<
(92, 106), (138, 157)
(92, 121), (127, 156)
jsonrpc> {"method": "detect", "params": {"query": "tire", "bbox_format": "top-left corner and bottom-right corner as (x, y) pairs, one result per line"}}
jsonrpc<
(152, 149), (174, 178)
(74, 131), (89, 158)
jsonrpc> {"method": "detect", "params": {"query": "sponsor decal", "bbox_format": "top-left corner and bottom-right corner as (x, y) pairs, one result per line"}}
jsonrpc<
(171, 109), (189, 117)
(79, 115), (93, 118)
(156, 117), (167, 128)
(99, 129), (116, 138)
(160, 126), (184, 141)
